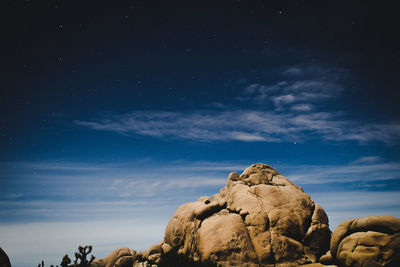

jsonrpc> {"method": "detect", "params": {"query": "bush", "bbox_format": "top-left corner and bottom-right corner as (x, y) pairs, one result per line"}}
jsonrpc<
(39, 245), (95, 267)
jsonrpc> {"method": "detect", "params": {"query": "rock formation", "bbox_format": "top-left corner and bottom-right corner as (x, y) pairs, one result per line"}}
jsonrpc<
(164, 163), (331, 266)
(320, 216), (400, 266)
(0, 247), (11, 267)
(88, 163), (400, 267)
(91, 247), (138, 267)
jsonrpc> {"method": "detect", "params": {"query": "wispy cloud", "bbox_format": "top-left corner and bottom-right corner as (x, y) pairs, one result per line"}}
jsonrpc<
(238, 65), (346, 109)
(284, 158), (400, 185)
(2, 158), (399, 207)
(290, 104), (314, 112)
(0, 160), (242, 220)
(74, 110), (400, 144)
(74, 65), (399, 144)
(352, 156), (383, 164)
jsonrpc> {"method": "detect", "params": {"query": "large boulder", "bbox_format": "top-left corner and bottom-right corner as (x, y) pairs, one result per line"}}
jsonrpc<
(164, 163), (331, 266)
(321, 216), (400, 267)
(0, 247), (11, 267)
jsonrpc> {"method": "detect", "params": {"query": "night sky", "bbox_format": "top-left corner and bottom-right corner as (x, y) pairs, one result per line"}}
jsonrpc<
(1, 1), (400, 266)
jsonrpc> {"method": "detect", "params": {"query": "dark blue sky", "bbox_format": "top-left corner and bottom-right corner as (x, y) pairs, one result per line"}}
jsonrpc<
(1, 1), (400, 266)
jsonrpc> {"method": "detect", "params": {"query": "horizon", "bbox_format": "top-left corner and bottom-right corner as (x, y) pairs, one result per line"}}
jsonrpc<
(1, 1), (400, 266)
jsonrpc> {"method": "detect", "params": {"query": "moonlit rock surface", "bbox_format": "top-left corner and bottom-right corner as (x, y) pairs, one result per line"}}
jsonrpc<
(164, 163), (331, 266)
(91, 247), (137, 267)
(321, 216), (400, 267)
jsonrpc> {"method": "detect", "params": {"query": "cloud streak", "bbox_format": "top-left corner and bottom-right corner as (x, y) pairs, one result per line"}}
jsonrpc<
(283, 160), (400, 185)
(74, 110), (400, 144)
(74, 65), (399, 144)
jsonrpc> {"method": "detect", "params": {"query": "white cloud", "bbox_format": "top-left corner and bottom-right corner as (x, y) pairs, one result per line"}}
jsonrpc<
(290, 104), (314, 112)
(6, 193), (23, 199)
(74, 64), (399, 144)
(352, 156), (383, 164)
(74, 110), (400, 144)
(240, 65), (345, 109)
(282, 67), (302, 76)
(272, 94), (297, 107)
(284, 160), (400, 184)
(0, 161), (117, 173)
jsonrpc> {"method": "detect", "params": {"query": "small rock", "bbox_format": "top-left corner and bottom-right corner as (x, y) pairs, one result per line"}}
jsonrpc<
(0, 247), (11, 267)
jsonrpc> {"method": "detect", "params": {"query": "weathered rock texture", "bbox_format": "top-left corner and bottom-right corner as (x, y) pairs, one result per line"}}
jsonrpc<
(0, 247), (11, 267)
(164, 163), (331, 266)
(320, 216), (400, 267)
(91, 245), (164, 267)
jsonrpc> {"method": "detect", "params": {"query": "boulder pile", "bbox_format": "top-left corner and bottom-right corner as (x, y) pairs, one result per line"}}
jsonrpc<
(3, 163), (397, 266)
(163, 163), (331, 266)
(95, 163), (334, 266)
(92, 164), (400, 266)
(81, 163), (400, 266)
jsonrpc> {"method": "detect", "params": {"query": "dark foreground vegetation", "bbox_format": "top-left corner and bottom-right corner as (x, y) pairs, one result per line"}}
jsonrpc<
(39, 245), (95, 267)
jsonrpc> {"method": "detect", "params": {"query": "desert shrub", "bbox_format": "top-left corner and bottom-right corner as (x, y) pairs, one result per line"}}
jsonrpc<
(39, 245), (95, 267)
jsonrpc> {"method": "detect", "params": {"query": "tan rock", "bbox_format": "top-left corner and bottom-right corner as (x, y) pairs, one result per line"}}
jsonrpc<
(91, 247), (136, 267)
(143, 242), (163, 264)
(327, 215), (400, 266)
(114, 255), (135, 267)
(319, 251), (335, 265)
(198, 211), (259, 266)
(92, 242), (167, 267)
(161, 242), (172, 255)
(163, 163), (331, 266)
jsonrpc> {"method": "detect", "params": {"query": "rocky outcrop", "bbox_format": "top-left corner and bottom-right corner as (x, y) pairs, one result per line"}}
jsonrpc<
(0, 247), (11, 267)
(91, 247), (137, 267)
(164, 163), (331, 266)
(91, 244), (166, 267)
(93, 163), (400, 267)
(320, 216), (400, 267)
